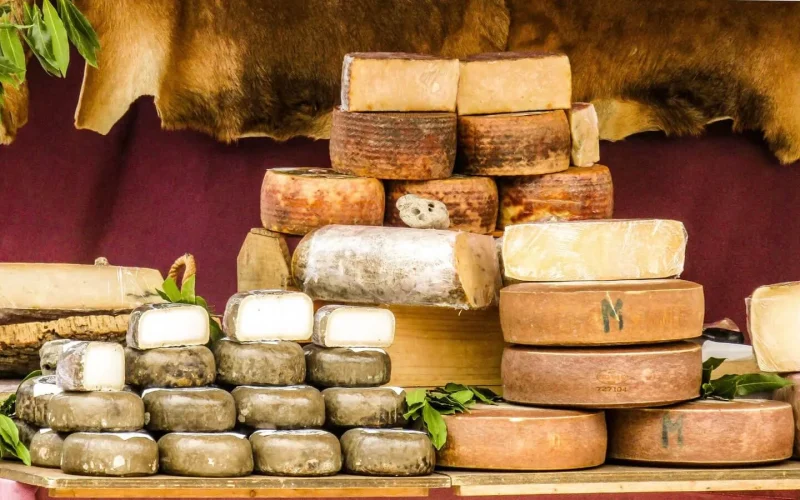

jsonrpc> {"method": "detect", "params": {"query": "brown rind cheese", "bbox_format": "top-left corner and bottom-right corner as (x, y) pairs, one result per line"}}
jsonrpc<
(502, 342), (702, 408)
(340, 429), (435, 477)
(499, 280), (704, 346)
(214, 338), (305, 386)
(607, 400), (794, 465)
(384, 176), (498, 234)
(142, 387), (236, 432)
(231, 385), (325, 430)
(250, 429), (342, 476)
(322, 387), (405, 429)
(330, 107), (456, 180)
(158, 433), (253, 477)
(457, 111), (570, 176)
(61, 432), (158, 477)
(30, 429), (66, 468)
(437, 404), (607, 470)
(496, 166), (613, 228)
(47, 391), (145, 432)
(304, 345), (391, 388)
(125, 345), (215, 388)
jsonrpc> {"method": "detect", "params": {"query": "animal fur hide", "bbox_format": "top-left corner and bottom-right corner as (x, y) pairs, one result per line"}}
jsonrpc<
(0, 0), (28, 145)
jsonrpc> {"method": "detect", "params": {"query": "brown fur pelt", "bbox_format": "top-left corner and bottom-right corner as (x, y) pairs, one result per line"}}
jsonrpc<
(0, 0), (28, 145)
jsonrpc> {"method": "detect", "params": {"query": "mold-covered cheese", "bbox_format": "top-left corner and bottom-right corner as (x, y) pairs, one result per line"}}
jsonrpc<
(47, 391), (145, 432)
(223, 290), (314, 342)
(56, 341), (125, 392)
(322, 387), (405, 429)
(213, 338), (305, 386)
(126, 303), (209, 349)
(158, 432), (253, 477)
(30, 429), (67, 468)
(313, 305), (395, 348)
(61, 432), (158, 477)
(125, 345), (215, 388)
(250, 429), (342, 476)
(304, 345), (391, 388)
(231, 385), (325, 430)
(340, 429), (435, 477)
(142, 387), (236, 432)
(39, 339), (78, 375)
(569, 103), (601, 167)
(748, 282), (800, 372)
(15, 375), (63, 426)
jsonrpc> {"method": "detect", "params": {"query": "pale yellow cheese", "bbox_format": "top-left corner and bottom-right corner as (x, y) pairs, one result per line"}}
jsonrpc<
(748, 282), (800, 372)
(569, 103), (600, 167)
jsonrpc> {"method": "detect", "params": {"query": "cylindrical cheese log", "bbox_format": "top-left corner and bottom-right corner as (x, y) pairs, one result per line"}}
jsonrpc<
(127, 303), (210, 350)
(39, 339), (77, 375)
(142, 387), (236, 432)
(457, 111), (570, 177)
(293, 225), (501, 310)
(384, 176), (499, 234)
(748, 282), (800, 372)
(16, 375), (63, 426)
(125, 346), (215, 388)
(772, 373), (800, 457)
(496, 166), (613, 229)
(61, 432), (158, 477)
(250, 429), (342, 476)
(500, 280), (704, 346)
(322, 387), (405, 429)
(260, 168), (385, 236)
(502, 342), (702, 408)
(304, 345), (391, 388)
(313, 305), (395, 348)
(340, 429), (435, 477)
(30, 429), (66, 468)
(158, 433), (253, 477)
(437, 404), (606, 470)
(56, 341), (125, 392)
(231, 385), (325, 430)
(47, 391), (145, 432)
(213, 338), (305, 386)
(607, 400), (794, 465)
(330, 107), (456, 180)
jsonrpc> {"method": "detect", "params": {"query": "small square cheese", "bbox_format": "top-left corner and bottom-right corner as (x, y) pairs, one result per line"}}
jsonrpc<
(127, 303), (210, 349)
(223, 290), (313, 342)
(569, 103), (600, 167)
(56, 341), (125, 392)
(313, 305), (395, 348)
(748, 282), (800, 372)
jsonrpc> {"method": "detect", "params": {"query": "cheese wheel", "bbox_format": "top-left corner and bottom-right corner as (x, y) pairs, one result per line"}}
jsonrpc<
(384, 176), (498, 234)
(457, 111), (570, 177)
(16, 375), (62, 426)
(61, 432), (158, 477)
(250, 429), (342, 476)
(39, 339), (77, 375)
(437, 404), (607, 470)
(500, 280), (704, 346)
(502, 219), (688, 282)
(13, 418), (38, 448)
(322, 387), (405, 429)
(304, 345), (391, 388)
(772, 373), (800, 457)
(607, 400), (794, 465)
(748, 282), (800, 372)
(570, 103), (601, 167)
(125, 346), (215, 388)
(127, 304), (209, 350)
(330, 107), (456, 180)
(142, 387), (236, 432)
(502, 342), (702, 408)
(313, 305), (395, 348)
(213, 338), (305, 386)
(260, 168), (385, 236)
(231, 385), (325, 430)
(496, 166), (613, 229)
(47, 391), (145, 432)
(56, 341), (125, 392)
(223, 290), (314, 342)
(158, 433), (253, 477)
(30, 429), (66, 468)
(340, 429), (435, 477)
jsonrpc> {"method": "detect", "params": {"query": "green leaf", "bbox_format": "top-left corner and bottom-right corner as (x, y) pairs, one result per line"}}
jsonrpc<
(159, 278), (182, 302)
(469, 386), (499, 405)
(406, 389), (427, 408)
(42, 0), (68, 76)
(209, 319), (223, 342)
(0, 21), (26, 82)
(22, 5), (61, 77)
(702, 357), (726, 385)
(57, 0), (99, 67)
(443, 383), (469, 394)
(195, 296), (209, 310)
(15, 441), (31, 465)
(180, 275), (196, 303)
(450, 390), (474, 405)
(0, 394), (15, 417)
(0, 5), (10, 15)
(422, 404), (447, 450)
(733, 373), (793, 397)
(156, 289), (170, 302)
(0, 415), (29, 465)
(403, 402), (425, 420)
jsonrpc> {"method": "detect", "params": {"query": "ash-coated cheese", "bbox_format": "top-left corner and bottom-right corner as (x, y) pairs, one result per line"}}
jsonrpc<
(223, 290), (313, 342)
(502, 220), (688, 282)
(322, 387), (405, 429)
(496, 166), (613, 228)
(304, 345), (391, 388)
(213, 338), (305, 386)
(500, 280), (704, 346)
(747, 282), (800, 372)
(142, 387), (236, 432)
(61, 432), (158, 477)
(30, 429), (66, 468)
(570, 103), (601, 167)
(125, 345), (215, 388)
(47, 391), (145, 432)
(15, 375), (63, 426)
(341, 53), (459, 112)
(457, 111), (570, 177)
(313, 305), (395, 348)
(384, 176), (499, 234)
(340, 429), (435, 477)
(39, 339), (77, 375)
(13, 418), (38, 447)
(126, 303), (209, 349)
(250, 429), (342, 476)
(773, 374), (800, 457)
(457, 52), (571, 115)
(502, 342), (702, 408)
(56, 341), (125, 392)
(293, 225), (501, 310)
(231, 385), (325, 430)
(607, 400), (794, 465)
(330, 107), (456, 180)
(158, 433), (253, 477)
(260, 168), (385, 235)
(437, 404), (607, 470)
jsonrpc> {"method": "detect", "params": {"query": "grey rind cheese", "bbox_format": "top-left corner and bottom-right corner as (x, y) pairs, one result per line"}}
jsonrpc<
(340, 429), (435, 476)
(61, 432), (158, 477)
(13, 418), (38, 447)
(142, 387), (236, 432)
(30, 429), (67, 468)
(56, 341), (125, 391)
(15, 375), (63, 426)
(304, 345), (391, 388)
(47, 391), (145, 432)
(126, 303), (210, 349)
(214, 338), (305, 386)
(232, 385), (325, 430)
(158, 433), (253, 477)
(125, 345), (216, 388)
(322, 387), (405, 429)
(40, 339), (77, 375)
(250, 429), (342, 476)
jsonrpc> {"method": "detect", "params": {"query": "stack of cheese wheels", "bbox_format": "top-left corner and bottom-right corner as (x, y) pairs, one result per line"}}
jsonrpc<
(307, 305), (435, 477)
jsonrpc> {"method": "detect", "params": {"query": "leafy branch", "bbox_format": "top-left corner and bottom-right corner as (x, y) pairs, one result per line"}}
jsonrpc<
(0, 369), (40, 466)
(0, 369), (42, 418)
(701, 357), (792, 399)
(157, 275), (223, 342)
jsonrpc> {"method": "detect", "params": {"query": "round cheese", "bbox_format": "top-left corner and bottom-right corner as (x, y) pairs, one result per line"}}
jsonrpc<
(340, 429), (435, 477)
(437, 404), (606, 470)
(213, 338), (305, 386)
(767, 373), (800, 457)
(384, 176), (498, 234)
(321, 387), (405, 429)
(125, 345), (215, 388)
(142, 387), (236, 432)
(502, 342), (702, 408)
(607, 400), (794, 465)
(260, 168), (385, 235)
(158, 433), (253, 477)
(330, 107), (456, 180)
(500, 280), (704, 346)
(496, 166), (613, 229)
(16, 375), (62, 426)
(457, 111), (570, 176)
(47, 391), (145, 432)
(39, 339), (77, 375)
(231, 385), (325, 430)
(30, 429), (66, 468)
(250, 429), (342, 476)
(304, 345), (391, 388)
(61, 432), (158, 477)
(13, 418), (38, 447)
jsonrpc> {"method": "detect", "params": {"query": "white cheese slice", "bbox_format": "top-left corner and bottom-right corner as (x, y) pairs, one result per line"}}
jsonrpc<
(313, 305), (395, 348)
(223, 290), (313, 342)
(56, 341), (125, 392)
(127, 303), (209, 349)
(748, 282), (800, 372)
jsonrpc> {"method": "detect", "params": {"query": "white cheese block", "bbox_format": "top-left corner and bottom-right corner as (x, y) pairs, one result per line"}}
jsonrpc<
(748, 282), (800, 372)
(313, 305), (395, 348)
(569, 103), (601, 167)
(502, 219), (688, 282)
(127, 303), (209, 349)
(56, 341), (125, 392)
(250, 430), (342, 476)
(61, 432), (158, 477)
(223, 290), (313, 342)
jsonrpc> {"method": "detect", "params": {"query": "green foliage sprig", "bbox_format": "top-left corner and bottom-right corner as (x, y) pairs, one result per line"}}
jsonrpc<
(0, 369), (41, 466)
(701, 357), (792, 399)
(157, 275), (224, 341)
